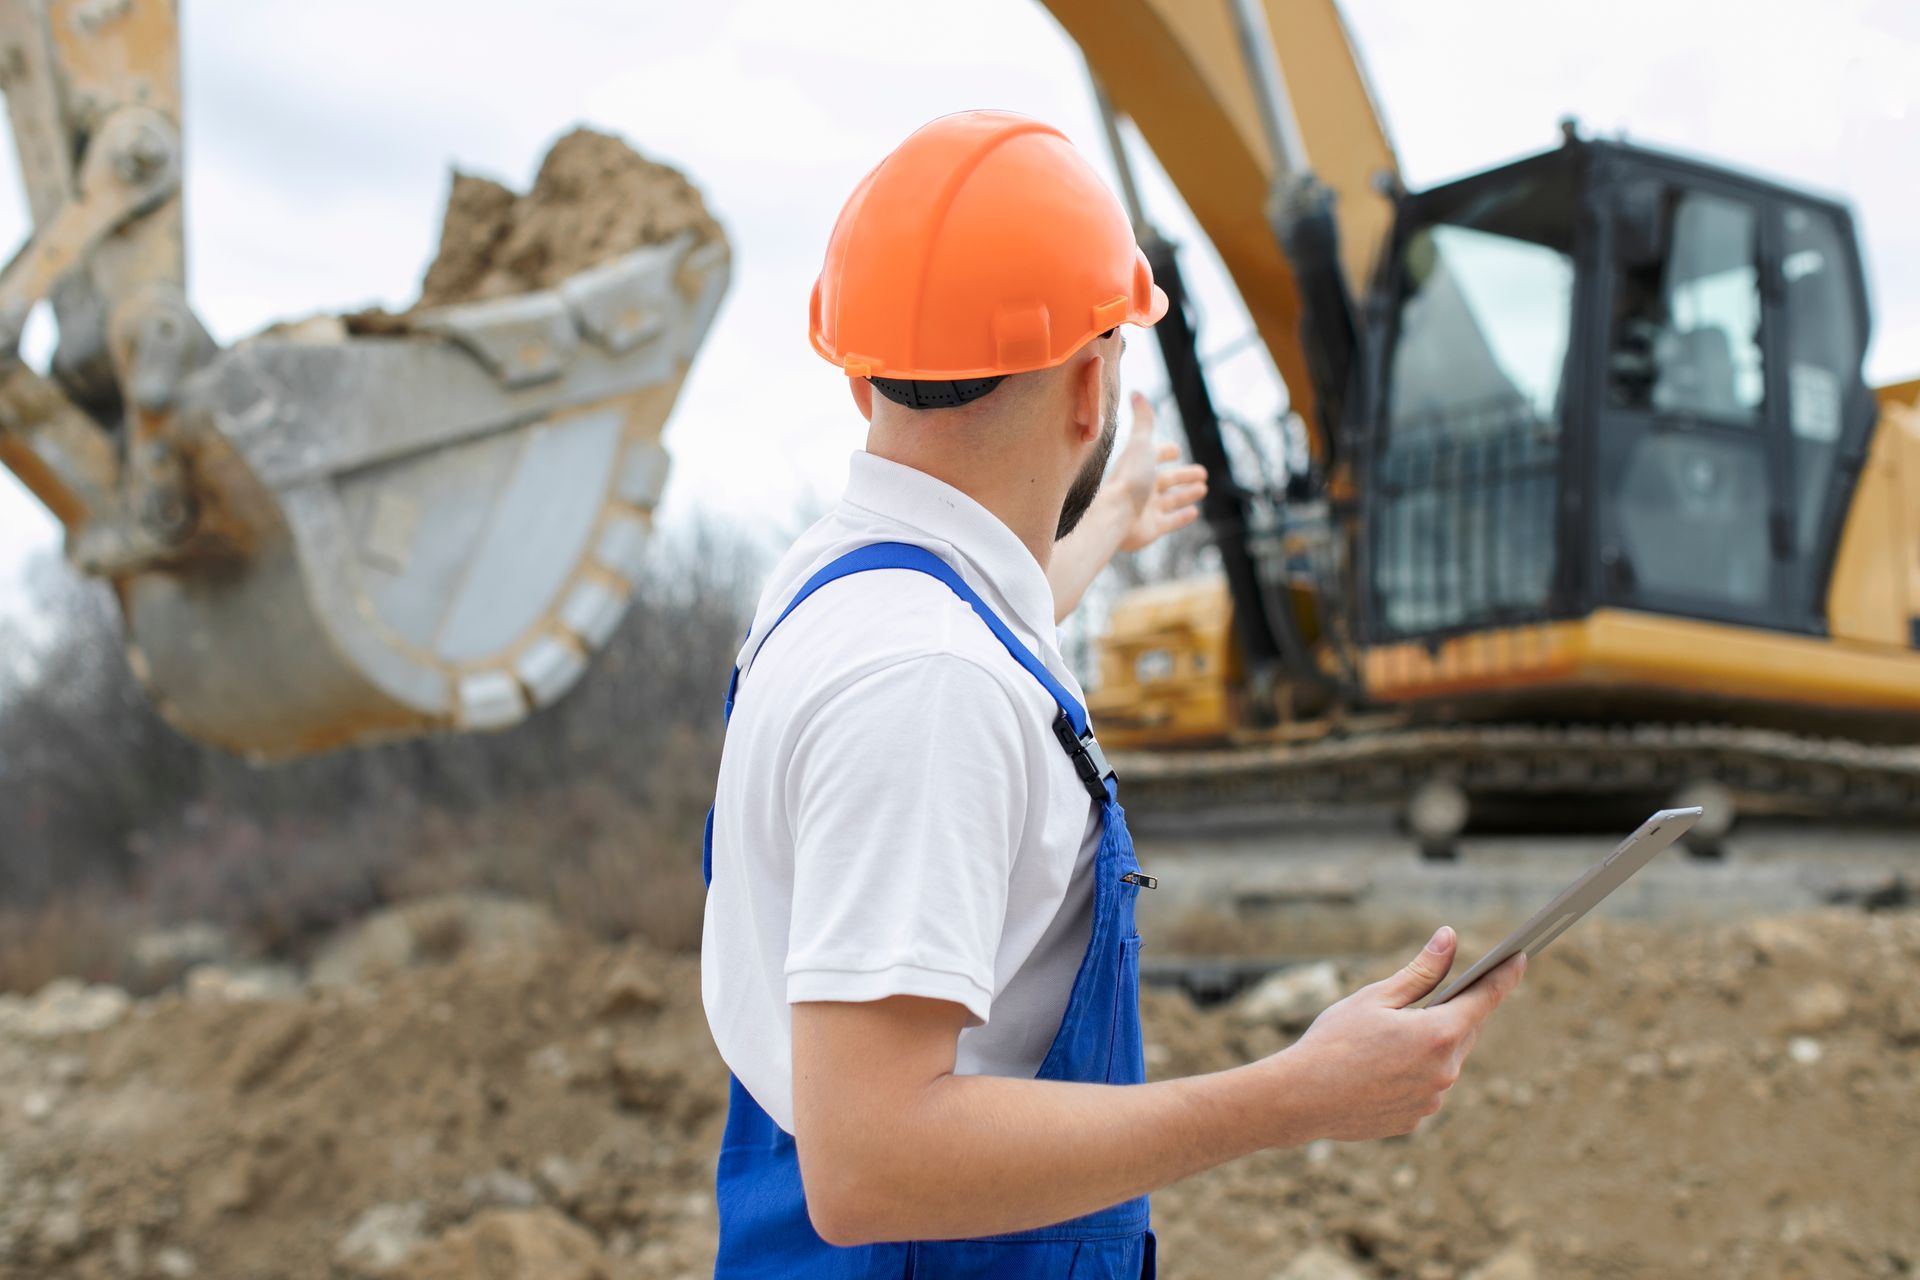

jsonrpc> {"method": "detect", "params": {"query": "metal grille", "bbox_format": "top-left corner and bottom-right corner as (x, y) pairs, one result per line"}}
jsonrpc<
(1367, 399), (1562, 641)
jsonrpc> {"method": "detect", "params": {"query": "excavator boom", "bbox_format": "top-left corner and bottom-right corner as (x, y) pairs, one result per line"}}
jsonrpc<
(1044, 0), (1398, 461)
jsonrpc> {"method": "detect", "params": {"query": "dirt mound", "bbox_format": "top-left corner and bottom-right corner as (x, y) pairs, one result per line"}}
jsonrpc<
(392, 1207), (610, 1280)
(347, 127), (722, 335)
(1147, 909), (1920, 1279)
(0, 907), (1914, 1278)
(0, 924), (723, 1279)
(307, 893), (565, 988)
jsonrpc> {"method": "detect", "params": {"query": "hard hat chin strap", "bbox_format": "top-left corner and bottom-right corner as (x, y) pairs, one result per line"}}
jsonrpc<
(868, 374), (1006, 410)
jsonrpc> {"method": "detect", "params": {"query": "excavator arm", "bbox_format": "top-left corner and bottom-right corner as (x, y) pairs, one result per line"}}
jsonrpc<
(1042, 0), (1399, 463)
(1047, 0), (1402, 716)
(0, 0), (729, 759)
(0, 0), (189, 557)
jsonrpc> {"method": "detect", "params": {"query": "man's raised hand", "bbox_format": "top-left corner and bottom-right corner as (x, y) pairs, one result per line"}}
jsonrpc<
(1113, 391), (1207, 553)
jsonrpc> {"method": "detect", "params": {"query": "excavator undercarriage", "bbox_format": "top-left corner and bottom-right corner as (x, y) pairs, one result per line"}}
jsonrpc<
(1114, 722), (1920, 855)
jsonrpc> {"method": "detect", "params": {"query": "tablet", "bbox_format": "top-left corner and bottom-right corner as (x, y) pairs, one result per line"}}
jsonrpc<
(1420, 806), (1703, 1008)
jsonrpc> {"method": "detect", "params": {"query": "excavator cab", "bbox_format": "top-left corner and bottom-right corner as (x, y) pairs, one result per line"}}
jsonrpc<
(1359, 138), (1893, 720)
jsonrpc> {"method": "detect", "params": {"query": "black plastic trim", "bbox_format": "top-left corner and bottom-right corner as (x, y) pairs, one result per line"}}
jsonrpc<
(1052, 709), (1115, 802)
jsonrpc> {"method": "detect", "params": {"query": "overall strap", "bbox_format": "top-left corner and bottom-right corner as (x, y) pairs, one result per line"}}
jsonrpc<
(728, 541), (1115, 801)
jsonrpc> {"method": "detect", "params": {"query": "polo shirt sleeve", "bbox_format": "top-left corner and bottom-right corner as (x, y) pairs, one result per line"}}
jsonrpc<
(782, 652), (1029, 1027)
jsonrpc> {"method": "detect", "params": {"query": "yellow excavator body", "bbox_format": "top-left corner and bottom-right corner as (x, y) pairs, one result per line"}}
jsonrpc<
(1825, 381), (1920, 651)
(1088, 575), (1240, 744)
(1051, 0), (1920, 826)
(1362, 380), (1920, 718)
(1084, 371), (1920, 746)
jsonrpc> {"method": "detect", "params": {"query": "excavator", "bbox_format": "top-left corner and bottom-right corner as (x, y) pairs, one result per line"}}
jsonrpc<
(1, 0), (1912, 855)
(0, 0), (728, 761)
(1045, 0), (1920, 852)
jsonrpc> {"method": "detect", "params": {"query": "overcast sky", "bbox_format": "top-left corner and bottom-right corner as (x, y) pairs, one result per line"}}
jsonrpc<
(1, 0), (1915, 614)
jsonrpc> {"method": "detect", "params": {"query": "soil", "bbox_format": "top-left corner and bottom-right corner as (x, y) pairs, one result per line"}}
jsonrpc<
(1, 904), (1915, 1279)
(0, 916), (728, 1279)
(1148, 911), (1920, 1279)
(347, 126), (722, 333)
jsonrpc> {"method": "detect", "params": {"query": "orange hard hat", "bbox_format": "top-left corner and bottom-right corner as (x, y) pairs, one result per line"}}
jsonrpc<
(809, 110), (1168, 398)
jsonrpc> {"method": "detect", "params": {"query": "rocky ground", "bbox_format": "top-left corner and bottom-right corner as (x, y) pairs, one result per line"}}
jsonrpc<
(1, 894), (1915, 1279)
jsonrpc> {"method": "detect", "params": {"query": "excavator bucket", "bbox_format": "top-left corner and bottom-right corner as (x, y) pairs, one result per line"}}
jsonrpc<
(0, 1), (731, 761)
(0, 0), (733, 759)
(120, 231), (728, 759)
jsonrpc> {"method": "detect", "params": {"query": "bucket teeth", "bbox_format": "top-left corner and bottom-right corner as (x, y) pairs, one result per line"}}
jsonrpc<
(458, 670), (526, 731)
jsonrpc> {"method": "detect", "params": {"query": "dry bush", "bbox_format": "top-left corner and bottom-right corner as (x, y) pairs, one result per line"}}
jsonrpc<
(0, 559), (207, 903)
(394, 772), (713, 952)
(137, 806), (418, 957)
(0, 892), (134, 993)
(0, 514), (760, 989)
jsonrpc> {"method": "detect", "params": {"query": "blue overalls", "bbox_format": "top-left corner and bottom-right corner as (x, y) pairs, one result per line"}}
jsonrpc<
(704, 541), (1158, 1279)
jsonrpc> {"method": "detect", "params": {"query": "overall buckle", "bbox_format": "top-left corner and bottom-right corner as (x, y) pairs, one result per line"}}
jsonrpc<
(1051, 709), (1116, 802)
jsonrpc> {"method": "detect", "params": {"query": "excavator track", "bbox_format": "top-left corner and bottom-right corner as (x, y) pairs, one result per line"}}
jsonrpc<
(1111, 723), (1920, 824)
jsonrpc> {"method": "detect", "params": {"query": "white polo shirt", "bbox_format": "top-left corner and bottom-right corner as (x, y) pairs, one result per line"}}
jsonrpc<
(701, 450), (1102, 1135)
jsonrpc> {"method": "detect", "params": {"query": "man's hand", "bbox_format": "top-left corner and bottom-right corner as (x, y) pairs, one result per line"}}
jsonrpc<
(1047, 391), (1209, 620)
(1269, 926), (1526, 1143)
(1112, 391), (1207, 553)
(786, 926), (1525, 1244)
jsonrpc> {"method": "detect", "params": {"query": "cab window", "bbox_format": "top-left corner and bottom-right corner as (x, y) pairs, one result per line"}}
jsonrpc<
(1608, 191), (1763, 424)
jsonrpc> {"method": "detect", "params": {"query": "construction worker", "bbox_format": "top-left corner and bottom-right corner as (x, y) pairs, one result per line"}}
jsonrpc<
(701, 111), (1525, 1278)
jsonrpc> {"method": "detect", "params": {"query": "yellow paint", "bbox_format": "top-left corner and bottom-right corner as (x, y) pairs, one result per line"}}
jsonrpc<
(1875, 377), (1920, 410)
(1088, 575), (1240, 747)
(1365, 610), (1920, 713)
(1828, 398), (1920, 647)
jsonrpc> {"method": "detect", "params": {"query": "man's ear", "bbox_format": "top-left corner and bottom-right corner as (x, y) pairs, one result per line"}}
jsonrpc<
(1074, 353), (1107, 445)
(850, 377), (875, 421)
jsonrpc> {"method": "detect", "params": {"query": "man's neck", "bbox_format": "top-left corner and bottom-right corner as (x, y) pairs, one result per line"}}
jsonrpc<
(865, 427), (1063, 570)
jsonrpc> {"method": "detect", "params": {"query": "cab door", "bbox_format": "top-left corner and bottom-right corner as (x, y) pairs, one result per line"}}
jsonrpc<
(1769, 198), (1876, 627)
(1590, 174), (1794, 629)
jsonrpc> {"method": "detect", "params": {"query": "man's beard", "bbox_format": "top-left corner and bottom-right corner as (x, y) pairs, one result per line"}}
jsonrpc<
(1054, 393), (1120, 541)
